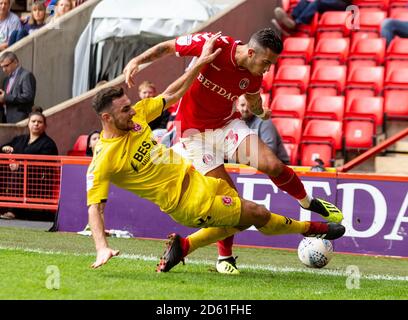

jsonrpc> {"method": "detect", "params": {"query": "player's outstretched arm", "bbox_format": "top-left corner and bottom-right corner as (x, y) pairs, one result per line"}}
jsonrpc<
(162, 32), (223, 108)
(123, 39), (176, 88)
(89, 203), (120, 268)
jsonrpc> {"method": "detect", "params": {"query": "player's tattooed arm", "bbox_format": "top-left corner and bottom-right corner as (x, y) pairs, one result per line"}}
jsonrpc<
(124, 39), (176, 88)
(139, 41), (175, 64)
(245, 93), (271, 120)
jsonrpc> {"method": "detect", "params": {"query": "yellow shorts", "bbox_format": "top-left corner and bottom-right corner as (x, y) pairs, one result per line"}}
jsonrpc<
(170, 168), (241, 228)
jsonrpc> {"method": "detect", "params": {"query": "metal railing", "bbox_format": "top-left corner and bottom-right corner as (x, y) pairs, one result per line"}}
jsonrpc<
(0, 154), (62, 211)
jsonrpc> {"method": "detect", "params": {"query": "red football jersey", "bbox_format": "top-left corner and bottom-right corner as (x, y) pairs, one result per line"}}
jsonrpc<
(174, 32), (262, 133)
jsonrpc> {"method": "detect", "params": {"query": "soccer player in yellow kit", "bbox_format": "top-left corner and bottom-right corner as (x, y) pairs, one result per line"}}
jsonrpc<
(87, 33), (345, 271)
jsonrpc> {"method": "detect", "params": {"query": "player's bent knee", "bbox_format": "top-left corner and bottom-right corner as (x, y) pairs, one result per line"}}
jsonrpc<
(239, 199), (270, 227)
(259, 158), (284, 177)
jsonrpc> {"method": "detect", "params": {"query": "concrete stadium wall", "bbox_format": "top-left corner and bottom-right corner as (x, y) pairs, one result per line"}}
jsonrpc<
(0, 0), (279, 154)
(0, 0), (101, 109)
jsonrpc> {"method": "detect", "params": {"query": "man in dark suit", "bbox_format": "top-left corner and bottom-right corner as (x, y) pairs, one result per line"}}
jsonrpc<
(0, 51), (36, 123)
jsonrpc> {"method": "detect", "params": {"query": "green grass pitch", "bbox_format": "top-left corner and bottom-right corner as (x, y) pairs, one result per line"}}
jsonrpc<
(0, 227), (407, 300)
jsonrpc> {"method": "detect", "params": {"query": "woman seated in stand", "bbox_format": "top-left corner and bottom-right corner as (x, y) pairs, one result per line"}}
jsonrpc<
(0, 107), (58, 220)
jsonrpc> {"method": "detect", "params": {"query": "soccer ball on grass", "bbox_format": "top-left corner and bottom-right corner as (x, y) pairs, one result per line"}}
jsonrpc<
(297, 237), (333, 268)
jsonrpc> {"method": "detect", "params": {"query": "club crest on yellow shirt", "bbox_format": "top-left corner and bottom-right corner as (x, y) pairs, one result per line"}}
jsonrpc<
(133, 123), (142, 132)
(222, 196), (233, 206)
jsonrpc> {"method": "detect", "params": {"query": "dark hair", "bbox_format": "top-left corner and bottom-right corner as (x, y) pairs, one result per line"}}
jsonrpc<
(86, 130), (100, 157)
(92, 86), (124, 114)
(249, 28), (283, 55)
(29, 106), (46, 125)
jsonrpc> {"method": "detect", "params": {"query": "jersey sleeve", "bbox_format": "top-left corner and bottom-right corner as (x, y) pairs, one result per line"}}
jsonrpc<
(133, 95), (166, 124)
(175, 32), (232, 57)
(86, 158), (111, 206)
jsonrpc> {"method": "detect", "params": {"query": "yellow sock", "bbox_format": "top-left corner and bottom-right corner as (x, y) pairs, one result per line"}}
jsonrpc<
(258, 213), (310, 235)
(187, 227), (240, 255)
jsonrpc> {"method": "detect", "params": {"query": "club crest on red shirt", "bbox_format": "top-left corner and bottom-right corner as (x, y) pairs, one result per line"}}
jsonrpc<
(239, 78), (250, 90)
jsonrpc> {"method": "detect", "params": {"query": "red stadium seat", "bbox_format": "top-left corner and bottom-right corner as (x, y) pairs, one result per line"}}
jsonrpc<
(347, 59), (377, 74)
(277, 58), (307, 68)
(305, 95), (345, 122)
(308, 87), (338, 104)
(389, 1), (408, 15)
(67, 135), (88, 156)
(346, 66), (384, 95)
(349, 38), (386, 65)
(390, 10), (408, 21)
(270, 94), (307, 118)
(292, 13), (319, 37)
(283, 143), (299, 165)
(313, 38), (350, 66)
(278, 37), (315, 67)
(312, 59), (342, 73)
(354, 10), (387, 34)
(300, 119), (343, 167)
(301, 119), (343, 151)
(343, 119), (377, 151)
(261, 93), (271, 109)
(352, 0), (389, 10)
(309, 65), (347, 95)
(346, 96), (384, 128)
(317, 11), (353, 39)
(385, 60), (408, 80)
(271, 117), (303, 144)
(273, 65), (310, 95)
(350, 31), (379, 48)
(386, 37), (408, 61)
(273, 87), (303, 96)
(300, 143), (334, 167)
(384, 67), (408, 90)
(261, 65), (275, 93)
(384, 90), (408, 120)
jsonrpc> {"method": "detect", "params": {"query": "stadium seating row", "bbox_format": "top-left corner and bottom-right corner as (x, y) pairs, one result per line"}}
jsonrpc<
(261, 3), (408, 166)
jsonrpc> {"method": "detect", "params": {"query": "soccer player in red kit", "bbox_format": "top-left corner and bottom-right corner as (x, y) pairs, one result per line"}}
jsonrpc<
(124, 28), (343, 275)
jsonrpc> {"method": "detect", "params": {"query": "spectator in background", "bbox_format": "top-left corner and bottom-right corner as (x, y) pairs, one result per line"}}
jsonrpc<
(0, 51), (36, 123)
(272, 0), (352, 36)
(0, 107), (58, 220)
(0, 0), (21, 51)
(45, 0), (83, 14)
(310, 158), (327, 172)
(1, 107), (58, 156)
(46, 0), (73, 23)
(237, 95), (290, 165)
(381, 19), (408, 46)
(8, 1), (47, 47)
(138, 80), (171, 139)
(86, 130), (100, 157)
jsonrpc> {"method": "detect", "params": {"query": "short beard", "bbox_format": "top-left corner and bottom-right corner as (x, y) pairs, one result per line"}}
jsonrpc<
(113, 117), (133, 132)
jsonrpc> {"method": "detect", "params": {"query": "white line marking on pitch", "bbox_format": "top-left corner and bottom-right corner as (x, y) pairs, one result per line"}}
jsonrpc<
(1, 245), (407, 282)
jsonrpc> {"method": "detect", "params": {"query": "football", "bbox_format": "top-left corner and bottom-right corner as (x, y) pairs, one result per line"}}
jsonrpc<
(297, 237), (333, 268)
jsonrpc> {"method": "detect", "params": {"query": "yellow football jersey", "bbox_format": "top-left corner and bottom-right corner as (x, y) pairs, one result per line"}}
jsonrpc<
(86, 95), (191, 213)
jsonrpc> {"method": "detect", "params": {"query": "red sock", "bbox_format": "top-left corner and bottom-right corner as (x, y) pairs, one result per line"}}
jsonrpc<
(270, 165), (307, 200)
(180, 237), (190, 257)
(303, 222), (328, 236)
(217, 235), (234, 257)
